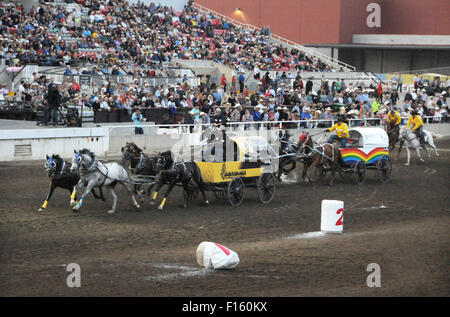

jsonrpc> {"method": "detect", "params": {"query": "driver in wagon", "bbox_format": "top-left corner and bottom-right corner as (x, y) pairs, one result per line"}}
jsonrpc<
(324, 115), (349, 148)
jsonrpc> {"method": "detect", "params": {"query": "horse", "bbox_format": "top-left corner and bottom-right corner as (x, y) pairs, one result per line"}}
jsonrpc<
(386, 121), (400, 152)
(297, 133), (316, 181)
(398, 127), (439, 166)
(276, 130), (299, 179)
(121, 142), (156, 201)
(148, 150), (209, 210)
(38, 154), (105, 212)
(121, 142), (142, 171)
(70, 149), (140, 214)
(298, 134), (345, 185)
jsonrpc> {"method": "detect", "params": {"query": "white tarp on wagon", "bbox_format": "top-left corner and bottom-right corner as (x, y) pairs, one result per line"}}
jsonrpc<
(196, 241), (240, 270)
(348, 127), (389, 148)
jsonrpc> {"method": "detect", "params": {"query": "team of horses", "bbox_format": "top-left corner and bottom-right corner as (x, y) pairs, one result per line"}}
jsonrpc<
(39, 120), (439, 214)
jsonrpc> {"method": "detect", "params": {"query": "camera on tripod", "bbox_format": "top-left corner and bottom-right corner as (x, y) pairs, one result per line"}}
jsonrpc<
(66, 107), (81, 127)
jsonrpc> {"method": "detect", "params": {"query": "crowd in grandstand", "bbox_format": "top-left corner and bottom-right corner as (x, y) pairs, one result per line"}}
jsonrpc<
(0, 0), (335, 73)
(0, 0), (448, 126)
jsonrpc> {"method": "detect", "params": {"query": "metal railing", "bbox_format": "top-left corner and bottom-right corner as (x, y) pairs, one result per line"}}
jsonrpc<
(95, 116), (448, 132)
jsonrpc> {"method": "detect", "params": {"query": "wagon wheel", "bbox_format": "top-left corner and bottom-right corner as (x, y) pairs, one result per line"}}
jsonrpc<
(377, 155), (392, 184)
(213, 189), (225, 200)
(257, 173), (276, 204)
(227, 178), (244, 207)
(354, 161), (367, 185)
(314, 166), (327, 184)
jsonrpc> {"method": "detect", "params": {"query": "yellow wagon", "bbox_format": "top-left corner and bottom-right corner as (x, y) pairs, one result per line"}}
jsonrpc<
(194, 134), (276, 207)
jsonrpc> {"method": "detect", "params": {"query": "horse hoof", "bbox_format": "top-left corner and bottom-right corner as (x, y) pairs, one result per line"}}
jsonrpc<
(107, 209), (115, 214)
(404, 163), (409, 166)
(134, 204), (141, 209)
(183, 204), (188, 208)
(202, 200), (209, 206)
(149, 201), (155, 206)
(38, 208), (44, 212)
(70, 200), (76, 207)
(158, 205), (164, 211)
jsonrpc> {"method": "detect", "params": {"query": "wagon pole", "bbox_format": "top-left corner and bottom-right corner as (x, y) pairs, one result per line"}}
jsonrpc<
(308, 131), (327, 138)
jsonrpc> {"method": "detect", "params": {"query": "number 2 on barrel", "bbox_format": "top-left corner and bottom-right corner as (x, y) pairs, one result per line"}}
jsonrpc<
(335, 208), (343, 226)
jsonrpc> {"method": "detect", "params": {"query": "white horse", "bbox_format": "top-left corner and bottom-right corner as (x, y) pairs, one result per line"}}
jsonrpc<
(398, 127), (439, 166)
(70, 149), (140, 214)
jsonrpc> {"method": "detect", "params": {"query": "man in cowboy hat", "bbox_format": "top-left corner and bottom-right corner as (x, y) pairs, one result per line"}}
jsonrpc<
(325, 115), (349, 148)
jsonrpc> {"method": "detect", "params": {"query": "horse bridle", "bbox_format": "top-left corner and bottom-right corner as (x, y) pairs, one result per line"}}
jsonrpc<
(46, 157), (68, 177)
(123, 144), (140, 165)
(298, 135), (314, 155)
(75, 152), (98, 172)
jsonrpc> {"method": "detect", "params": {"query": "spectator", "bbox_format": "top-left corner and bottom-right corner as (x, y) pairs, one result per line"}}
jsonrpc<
(132, 109), (144, 135)
(44, 83), (62, 126)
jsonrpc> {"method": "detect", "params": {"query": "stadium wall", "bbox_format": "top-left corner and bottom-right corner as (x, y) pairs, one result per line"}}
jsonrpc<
(195, 0), (450, 45)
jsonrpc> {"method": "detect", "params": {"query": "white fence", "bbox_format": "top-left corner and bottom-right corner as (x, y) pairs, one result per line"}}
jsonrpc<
(0, 117), (448, 162)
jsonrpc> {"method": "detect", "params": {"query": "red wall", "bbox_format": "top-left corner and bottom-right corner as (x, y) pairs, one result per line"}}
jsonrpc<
(194, 0), (341, 45)
(195, 0), (450, 45)
(339, 0), (450, 44)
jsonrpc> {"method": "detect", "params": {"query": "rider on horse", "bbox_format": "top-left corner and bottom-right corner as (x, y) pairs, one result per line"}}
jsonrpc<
(387, 109), (402, 130)
(325, 116), (349, 148)
(407, 110), (425, 145)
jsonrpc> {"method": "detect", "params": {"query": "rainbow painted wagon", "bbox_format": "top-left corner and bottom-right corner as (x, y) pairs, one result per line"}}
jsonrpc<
(336, 127), (392, 184)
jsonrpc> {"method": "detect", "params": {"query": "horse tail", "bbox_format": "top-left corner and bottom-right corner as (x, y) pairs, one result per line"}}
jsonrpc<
(431, 131), (441, 139)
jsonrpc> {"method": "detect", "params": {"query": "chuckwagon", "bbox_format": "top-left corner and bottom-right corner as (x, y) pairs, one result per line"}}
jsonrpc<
(191, 133), (277, 207)
(335, 127), (392, 184)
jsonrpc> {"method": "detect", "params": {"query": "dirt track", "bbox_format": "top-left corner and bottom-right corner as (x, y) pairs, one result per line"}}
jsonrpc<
(0, 140), (449, 297)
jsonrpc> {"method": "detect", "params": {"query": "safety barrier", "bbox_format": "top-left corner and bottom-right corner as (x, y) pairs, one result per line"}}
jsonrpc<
(0, 117), (448, 162)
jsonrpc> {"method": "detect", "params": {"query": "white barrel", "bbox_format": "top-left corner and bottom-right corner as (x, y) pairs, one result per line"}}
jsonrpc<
(320, 200), (344, 233)
(196, 241), (240, 269)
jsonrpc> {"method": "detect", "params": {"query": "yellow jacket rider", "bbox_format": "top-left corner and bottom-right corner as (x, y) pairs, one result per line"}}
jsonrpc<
(325, 115), (349, 148)
(387, 109), (402, 126)
(407, 111), (425, 145)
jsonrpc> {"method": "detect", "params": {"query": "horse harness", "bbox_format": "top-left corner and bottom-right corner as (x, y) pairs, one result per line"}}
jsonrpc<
(47, 157), (71, 178)
(79, 157), (111, 187)
(312, 143), (335, 164)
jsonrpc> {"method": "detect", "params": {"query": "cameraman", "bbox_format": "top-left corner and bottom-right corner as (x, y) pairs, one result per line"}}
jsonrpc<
(132, 108), (145, 134)
(44, 83), (62, 126)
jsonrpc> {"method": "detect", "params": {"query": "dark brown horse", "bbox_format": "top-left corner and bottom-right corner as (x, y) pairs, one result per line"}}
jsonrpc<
(386, 121), (400, 152)
(298, 134), (345, 185)
(121, 142), (157, 200)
